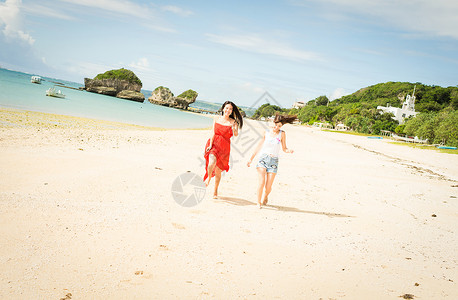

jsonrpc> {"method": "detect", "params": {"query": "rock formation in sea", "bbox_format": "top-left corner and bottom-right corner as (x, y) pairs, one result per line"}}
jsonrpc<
(84, 68), (145, 103)
(148, 87), (198, 110)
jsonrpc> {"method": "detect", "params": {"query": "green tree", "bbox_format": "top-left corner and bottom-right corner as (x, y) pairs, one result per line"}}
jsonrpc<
(94, 68), (142, 86)
(252, 103), (284, 119)
(315, 95), (329, 106)
(395, 124), (406, 134)
(434, 110), (458, 146)
(177, 89), (198, 100)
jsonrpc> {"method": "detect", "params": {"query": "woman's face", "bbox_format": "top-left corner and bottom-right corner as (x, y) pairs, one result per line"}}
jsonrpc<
(223, 103), (233, 116)
(273, 122), (283, 131)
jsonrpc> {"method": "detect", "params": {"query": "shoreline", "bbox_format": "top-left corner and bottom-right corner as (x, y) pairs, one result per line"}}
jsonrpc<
(0, 107), (210, 131)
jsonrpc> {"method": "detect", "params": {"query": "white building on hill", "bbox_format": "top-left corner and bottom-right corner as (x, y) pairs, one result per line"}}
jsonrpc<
(292, 101), (305, 109)
(377, 86), (419, 124)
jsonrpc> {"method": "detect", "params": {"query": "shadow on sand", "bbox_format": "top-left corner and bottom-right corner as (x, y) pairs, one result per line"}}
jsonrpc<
(216, 196), (354, 218)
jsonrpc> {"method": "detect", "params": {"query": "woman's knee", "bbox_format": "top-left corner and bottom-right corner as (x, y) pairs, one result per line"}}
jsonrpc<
(208, 155), (217, 166)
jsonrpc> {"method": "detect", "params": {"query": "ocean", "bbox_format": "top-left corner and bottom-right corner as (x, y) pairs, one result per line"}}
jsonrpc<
(0, 68), (214, 129)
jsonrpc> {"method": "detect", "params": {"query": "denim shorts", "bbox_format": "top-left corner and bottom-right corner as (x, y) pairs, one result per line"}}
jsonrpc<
(256, 154), (279, 173)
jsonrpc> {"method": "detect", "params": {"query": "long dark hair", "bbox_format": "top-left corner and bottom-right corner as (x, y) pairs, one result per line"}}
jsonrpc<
(221, 101), (243, 129)
(274, 112), (297, 125)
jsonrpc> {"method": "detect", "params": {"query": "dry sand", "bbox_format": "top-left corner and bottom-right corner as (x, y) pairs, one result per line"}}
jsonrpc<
(0, 108), (457, 299)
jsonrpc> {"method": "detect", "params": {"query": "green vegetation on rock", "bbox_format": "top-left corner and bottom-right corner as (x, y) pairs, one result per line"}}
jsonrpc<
(94, 68), (142, 86)
(177, 89), (198, 100)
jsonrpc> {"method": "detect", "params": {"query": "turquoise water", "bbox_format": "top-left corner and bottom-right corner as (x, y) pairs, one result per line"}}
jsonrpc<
(0, 68), (212, 129)
(189, 100), (256, 117)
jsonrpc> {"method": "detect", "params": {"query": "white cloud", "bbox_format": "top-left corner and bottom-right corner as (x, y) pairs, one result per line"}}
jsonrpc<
(329, 87), (348, 101)
(206, 33), (320, 62)
(292, 0), (458, 39)
(0, 0), (34, 45)
(240, 82), (265, 95)
(60, 0), (154, 20)
(66, 61), (114, 79)
(59, 0), (178, 33)
(128, 57), (150, 72)
(161, 5), (193, 17)
(22, 4), (75, 20)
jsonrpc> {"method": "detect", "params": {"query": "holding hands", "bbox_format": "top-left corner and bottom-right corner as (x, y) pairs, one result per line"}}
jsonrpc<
(232, 122), (239, 136)
(285, 148), (294, 154)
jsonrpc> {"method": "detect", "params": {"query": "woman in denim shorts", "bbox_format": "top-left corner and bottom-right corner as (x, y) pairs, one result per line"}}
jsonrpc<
(247, 113), (297, 208)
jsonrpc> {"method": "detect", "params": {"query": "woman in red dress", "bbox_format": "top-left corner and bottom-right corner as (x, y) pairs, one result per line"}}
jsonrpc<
(204, 101), (244, 198)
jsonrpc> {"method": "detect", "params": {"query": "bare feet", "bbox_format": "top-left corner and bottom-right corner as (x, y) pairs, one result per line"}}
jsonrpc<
(213, 192), (218, 199)
(262, 196), (268, 205)
(205, 178), (211, 187)
(257, 201), (262, 209)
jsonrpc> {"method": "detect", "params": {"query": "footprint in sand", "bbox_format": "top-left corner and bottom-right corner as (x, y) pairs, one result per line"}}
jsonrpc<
(172, 222), (186, 230)
(60, 293), (72, 300)
(158, 244), (169, 250)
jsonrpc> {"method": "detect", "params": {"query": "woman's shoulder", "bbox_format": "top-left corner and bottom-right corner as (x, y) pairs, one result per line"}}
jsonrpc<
(213, 116), (224, 125)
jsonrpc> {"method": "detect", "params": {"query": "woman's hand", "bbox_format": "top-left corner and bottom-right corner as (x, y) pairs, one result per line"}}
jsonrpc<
(247, 159), (252, 167)
(206, 145), (212, 152)
(232, 122), (238, 135)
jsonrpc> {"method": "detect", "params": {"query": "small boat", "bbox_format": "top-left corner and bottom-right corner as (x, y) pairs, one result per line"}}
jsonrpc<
(46, 87), (66, 98)
(31, 75), (42, 84)
(437, 146), (457, 150)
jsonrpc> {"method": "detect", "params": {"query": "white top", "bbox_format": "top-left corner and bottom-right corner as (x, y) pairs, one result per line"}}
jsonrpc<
(259, 129), (282, 157)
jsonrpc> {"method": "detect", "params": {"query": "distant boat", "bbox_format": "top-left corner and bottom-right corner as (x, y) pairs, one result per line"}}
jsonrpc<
(31, 75), (42, 84)
(46, 87), (66, 98)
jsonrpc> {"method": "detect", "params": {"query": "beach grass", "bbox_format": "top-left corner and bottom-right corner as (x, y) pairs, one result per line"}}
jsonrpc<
(321, 128), (458, 154)
(322, 129), (374, 137)
(389, 141), (458, 154)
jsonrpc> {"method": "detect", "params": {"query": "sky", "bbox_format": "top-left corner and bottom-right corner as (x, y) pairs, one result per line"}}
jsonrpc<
(1, 0), (457, 108)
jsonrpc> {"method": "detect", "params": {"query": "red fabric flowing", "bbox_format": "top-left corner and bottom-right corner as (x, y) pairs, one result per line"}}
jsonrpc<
(203, 123), (233, 181)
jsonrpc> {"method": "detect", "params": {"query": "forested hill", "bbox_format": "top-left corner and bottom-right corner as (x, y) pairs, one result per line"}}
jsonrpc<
(252, 82), (458, 146)
(334, 82), (458, 112)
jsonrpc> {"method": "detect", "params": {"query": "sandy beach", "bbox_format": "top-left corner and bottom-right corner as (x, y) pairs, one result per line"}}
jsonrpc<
(0, 107), (457, 299)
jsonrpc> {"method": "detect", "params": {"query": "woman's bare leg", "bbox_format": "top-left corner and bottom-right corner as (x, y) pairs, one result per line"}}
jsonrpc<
(263, 172), (277, 205)
(213, 167), (222, 198)
(256, 167), (267, 208)
(205, 154), (217, 186)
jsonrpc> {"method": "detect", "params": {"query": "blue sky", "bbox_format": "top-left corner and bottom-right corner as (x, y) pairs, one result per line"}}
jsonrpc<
(1, 0), (457, 107)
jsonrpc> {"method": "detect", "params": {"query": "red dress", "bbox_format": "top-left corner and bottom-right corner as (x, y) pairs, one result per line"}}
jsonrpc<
(203, 122), (233, 181)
